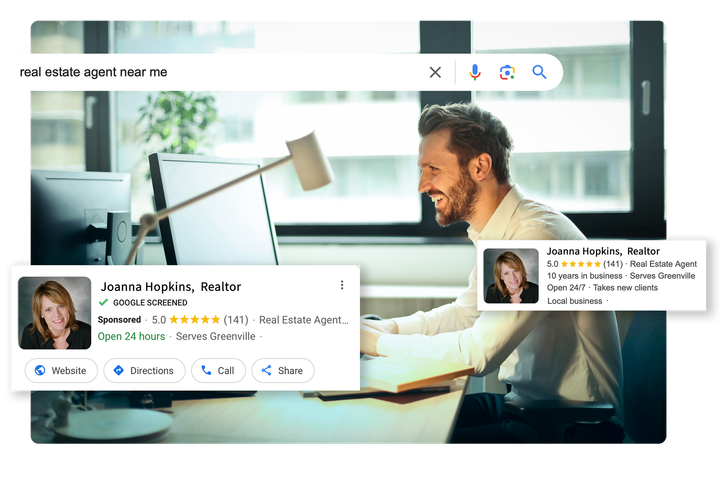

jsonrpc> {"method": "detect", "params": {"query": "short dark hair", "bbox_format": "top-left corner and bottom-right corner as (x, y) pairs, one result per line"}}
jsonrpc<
(418, 103), (514, 184)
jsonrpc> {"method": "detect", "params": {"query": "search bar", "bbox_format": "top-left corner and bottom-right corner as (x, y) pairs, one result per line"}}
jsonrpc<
(12, 53), (563, 91)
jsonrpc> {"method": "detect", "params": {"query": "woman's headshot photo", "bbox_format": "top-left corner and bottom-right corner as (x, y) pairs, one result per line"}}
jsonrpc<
(19, 278), (91, 350)
(484, 250), (539, 304)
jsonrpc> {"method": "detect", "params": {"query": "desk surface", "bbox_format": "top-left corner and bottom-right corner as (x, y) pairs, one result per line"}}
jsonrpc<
(32, 380), (467, 444)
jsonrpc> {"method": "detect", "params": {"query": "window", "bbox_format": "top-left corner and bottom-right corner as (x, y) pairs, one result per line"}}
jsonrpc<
(30, 22), (85, 171)
(474, 22), (631, 213)
(111, 22), (421, 225)
(32, 21), (665, 239)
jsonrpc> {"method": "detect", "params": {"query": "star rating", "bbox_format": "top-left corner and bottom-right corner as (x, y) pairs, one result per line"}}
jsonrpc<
(160, 314), (223, 325)
(559, 260), (602, 267)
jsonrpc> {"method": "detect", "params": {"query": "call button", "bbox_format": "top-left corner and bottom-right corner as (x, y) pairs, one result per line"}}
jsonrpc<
(191, 359), (246, 383)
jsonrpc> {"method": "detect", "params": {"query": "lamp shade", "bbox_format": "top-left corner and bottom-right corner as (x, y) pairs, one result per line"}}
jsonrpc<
(286, 131), (335, 191)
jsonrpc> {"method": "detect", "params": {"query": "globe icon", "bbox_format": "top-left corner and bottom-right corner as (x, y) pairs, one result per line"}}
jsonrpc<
(34, 365), (45, 376)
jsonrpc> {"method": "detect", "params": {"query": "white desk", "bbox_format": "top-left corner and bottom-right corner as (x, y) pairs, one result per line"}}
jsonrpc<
(31, 380), (468, 443)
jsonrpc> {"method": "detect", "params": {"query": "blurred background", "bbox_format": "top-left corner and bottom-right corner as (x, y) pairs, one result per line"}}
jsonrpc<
(29, 21), (665, 239)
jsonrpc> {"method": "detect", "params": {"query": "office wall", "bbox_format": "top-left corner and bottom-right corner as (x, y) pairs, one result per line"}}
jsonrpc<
(143, 242), (477, 287)
(282, 244), (477, 287)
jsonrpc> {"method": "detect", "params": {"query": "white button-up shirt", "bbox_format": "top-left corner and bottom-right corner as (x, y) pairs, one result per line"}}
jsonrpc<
(376, 185), (624, 422)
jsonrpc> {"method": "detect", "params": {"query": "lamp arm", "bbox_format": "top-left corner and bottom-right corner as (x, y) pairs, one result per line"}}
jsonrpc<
(124, 154), (293, 265)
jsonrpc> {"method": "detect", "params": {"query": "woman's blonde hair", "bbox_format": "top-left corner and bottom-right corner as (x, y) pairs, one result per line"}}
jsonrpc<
(492, 251), (530, 298)
(31, 281), (78, 342)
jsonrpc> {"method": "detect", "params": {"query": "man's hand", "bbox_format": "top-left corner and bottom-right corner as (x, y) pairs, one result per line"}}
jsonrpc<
(360, 324), (384, 356)
(360, 318), (398, 356)
(360, 318), (399, 335)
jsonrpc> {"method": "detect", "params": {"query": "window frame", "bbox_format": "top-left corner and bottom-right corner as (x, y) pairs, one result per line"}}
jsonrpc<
(83, 22), (112, 172)
(85, 20), (665, 241)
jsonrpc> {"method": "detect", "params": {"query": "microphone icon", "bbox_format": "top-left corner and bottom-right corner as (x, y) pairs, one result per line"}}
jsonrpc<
(470, 64), (481, 80)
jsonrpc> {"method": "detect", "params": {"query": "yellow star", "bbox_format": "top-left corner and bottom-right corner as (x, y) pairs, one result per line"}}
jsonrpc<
(586, 260), (592, 267)
(202, 315), (209, 324)
(212, 315), (220, 324)
(181, 315), (188, 324)
(170, 315), (178, 324)
(570, 261), (576, 267)
(595, 261), (601, 267)
(578, 261), (584, 267)
(191, 315), (199, 324)
(561, 261), (567, 267)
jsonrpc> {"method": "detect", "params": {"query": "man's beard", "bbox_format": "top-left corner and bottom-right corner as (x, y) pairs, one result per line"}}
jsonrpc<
(433, 169), (479, 227)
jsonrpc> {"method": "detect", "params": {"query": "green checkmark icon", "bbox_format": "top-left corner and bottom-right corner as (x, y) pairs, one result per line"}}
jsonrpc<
(99, 299), (108, 306)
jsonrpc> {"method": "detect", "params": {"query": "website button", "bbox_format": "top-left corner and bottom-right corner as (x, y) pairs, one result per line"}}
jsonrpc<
(26, 359), (98, 383)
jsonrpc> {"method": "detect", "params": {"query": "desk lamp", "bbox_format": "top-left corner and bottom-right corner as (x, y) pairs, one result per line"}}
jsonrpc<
(44, 133), (332, 442)
(124, 131), (334, 265)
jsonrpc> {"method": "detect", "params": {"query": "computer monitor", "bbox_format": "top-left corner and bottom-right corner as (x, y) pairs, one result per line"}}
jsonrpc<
(149, 153), (280, 266)
(31, 170), (132, 265)
(149, 154), (267, 400)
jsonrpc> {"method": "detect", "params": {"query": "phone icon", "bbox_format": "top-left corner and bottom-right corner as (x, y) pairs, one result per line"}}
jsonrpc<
(201, 365), (212, 375)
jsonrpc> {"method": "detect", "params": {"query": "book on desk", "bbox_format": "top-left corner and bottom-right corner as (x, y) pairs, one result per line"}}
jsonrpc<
(317, 379), (457, 400)
(312, 355), (474, 399)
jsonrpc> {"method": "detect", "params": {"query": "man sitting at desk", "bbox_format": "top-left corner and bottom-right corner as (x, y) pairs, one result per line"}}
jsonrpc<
(360, 103), (624, 443)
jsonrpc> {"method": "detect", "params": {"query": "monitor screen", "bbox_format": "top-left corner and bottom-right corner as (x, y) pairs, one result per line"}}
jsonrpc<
(149, 153), (280, 266)
(31, 170), (131, 265)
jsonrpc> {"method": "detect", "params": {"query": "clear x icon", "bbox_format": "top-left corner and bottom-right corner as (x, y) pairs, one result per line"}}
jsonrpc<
(430, 66), (441, 78)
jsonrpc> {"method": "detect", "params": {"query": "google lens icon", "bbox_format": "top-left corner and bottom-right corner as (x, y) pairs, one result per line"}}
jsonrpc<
(500, 65), (515, 80)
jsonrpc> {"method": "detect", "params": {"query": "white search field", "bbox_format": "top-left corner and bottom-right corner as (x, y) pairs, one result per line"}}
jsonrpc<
(12, 54), (562, 91)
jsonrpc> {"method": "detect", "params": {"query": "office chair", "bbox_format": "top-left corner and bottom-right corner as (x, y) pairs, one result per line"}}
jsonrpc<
(502, 311), (667, 443)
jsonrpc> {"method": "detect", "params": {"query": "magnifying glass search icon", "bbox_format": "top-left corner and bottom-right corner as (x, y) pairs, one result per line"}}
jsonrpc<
(533, 65), (547, 79)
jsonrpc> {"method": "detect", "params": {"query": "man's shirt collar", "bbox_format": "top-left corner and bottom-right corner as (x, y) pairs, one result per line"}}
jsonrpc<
(467, 184), (525, 242)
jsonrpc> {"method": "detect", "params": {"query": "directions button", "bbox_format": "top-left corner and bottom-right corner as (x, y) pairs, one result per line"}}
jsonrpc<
(104, 358), (184, 383)
(252, 358), (315, 383)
